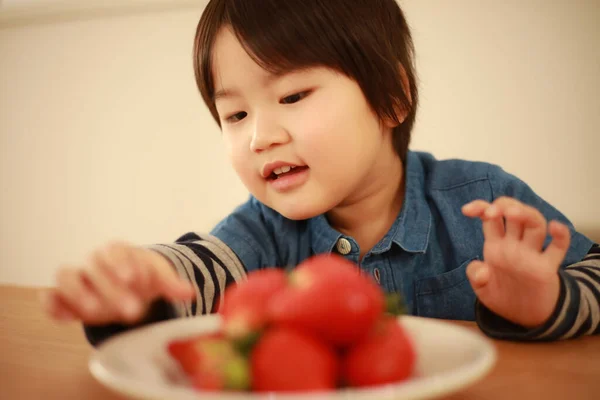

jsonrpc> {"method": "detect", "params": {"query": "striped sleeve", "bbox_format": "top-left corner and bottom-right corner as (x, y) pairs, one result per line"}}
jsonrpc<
(476, 244), (600, 341)
(147, 233), (247, 317)
(83, 233), (247, 346)
(534, 244), (600, 339)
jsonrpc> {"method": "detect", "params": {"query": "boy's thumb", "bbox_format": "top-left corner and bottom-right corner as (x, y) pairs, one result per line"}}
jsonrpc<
(159, 277), (195, 301)
(466, 260), (490, 291)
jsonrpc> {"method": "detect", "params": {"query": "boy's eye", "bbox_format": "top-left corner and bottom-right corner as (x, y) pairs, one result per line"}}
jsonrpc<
(225, 111), (247, 123)
(280, 91), (310, 105)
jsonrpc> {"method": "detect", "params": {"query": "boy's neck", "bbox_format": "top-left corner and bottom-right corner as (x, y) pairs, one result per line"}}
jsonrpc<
(326, 149), (405, 260)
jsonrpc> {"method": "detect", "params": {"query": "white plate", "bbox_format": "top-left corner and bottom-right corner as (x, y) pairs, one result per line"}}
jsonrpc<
(89, 315), (496, 400)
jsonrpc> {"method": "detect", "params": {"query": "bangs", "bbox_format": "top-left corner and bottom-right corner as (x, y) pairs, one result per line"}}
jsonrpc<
(220, 0), (367, 75)
(195, 0), (371, 101)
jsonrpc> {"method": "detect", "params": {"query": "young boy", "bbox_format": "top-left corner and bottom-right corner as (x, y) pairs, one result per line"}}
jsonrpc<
(43, 0), (599, 346)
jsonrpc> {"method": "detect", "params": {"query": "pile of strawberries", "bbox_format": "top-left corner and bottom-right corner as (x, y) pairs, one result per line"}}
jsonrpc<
(167, 254), (416, 393)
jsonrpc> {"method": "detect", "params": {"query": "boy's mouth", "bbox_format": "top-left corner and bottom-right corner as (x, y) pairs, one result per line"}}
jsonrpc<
(268, 166), (309, 181)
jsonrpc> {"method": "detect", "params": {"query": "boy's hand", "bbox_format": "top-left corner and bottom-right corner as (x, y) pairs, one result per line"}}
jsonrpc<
(41, 242), (194, 325)
(462, 197), (571, 328)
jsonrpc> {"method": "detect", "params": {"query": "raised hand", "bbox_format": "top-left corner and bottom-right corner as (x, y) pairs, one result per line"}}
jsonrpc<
(462, 197), (570, 328)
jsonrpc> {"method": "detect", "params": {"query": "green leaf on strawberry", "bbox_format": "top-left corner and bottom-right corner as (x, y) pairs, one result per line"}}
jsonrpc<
(384, 292), (408, 316)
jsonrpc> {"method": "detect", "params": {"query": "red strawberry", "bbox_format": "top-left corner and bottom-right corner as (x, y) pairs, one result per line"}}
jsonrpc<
(251, 327), (338, 392)
(167, 334), (250, 391)
(296, 253), (362, 278)
(220, 268), (287, 343)
(342, 316), (416, 387)
(269, 254), (384, 348)
(167, 332), (223, 375)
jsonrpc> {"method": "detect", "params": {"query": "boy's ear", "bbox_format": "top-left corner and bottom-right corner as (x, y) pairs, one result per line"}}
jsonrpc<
(383, 64), (412, 129)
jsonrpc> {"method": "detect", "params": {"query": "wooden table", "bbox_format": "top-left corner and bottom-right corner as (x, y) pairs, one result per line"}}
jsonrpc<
(1, 285), (599, 399)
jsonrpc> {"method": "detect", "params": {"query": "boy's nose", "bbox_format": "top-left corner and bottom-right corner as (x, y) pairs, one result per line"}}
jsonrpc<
(250, 119), (290, 153)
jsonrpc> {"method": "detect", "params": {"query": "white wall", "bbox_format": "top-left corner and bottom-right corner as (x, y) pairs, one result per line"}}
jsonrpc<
(1, 1), (598, 287)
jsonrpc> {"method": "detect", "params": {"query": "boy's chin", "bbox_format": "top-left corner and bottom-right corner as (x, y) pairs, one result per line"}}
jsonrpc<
(275, 206), (320, 221)
(258, 188), (338, 221)
(268, 201), (327, 221)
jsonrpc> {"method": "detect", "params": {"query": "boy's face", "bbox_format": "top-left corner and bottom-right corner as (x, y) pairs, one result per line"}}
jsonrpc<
(212, 27), (397, 220)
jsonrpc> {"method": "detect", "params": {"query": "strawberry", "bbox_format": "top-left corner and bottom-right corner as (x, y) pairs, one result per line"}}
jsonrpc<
(220, 268), (287, 345)
(268, 254), (384, 348)
(167, 334), (250, 391)
(250, 327), (338, 392)
(342, 316), (415, 387)
(167, 332), (223, 375)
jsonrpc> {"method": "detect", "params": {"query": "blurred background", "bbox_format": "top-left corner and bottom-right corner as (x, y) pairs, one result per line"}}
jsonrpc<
(1, 0), (598, 287)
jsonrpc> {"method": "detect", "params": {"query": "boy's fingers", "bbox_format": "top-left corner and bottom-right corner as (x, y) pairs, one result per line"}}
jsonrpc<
(471, 197), (548, 250)
(155, 268), (195, 301)
(462, 200), (490, 217)
(503, 213), (524, 241)
(544, 221), (571, 268)
(481, 206), (505, 241)
(127, 247), (156, 301)
(40, 290), (77, 322)
(55, 267), (102, 317)
(462, 200), (504, 240)
(504, 205), (547, 250)
(94, 243), (151, 302)
(53, 269), (131, 324)
(93, 245), (137, 294)
(490, 197), (526, 240)
(145, 250), (195, 301)
(101, 241), (136, 284)
(84, 258), (143, 323)
(49, 289), (118, 325)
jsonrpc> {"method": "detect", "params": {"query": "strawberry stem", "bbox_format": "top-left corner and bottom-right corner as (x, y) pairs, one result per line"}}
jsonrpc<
(233, 331), (262, 356)
(385, 292), (407, 316)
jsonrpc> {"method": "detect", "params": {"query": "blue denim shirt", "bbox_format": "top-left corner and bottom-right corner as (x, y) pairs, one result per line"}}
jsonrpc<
(211, 151), (593, 321)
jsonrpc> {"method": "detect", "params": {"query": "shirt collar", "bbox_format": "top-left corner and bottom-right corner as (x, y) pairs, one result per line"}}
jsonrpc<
(308, 151), (431, 255)
(308, 213), (343, 255)
(388, 151), (432, 254)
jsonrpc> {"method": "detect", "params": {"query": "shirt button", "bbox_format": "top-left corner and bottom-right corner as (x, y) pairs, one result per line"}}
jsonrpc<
(336, 238), (352, 255)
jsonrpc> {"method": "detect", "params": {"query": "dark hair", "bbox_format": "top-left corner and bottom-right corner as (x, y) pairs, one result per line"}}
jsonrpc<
(193, 0), (418, 163)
